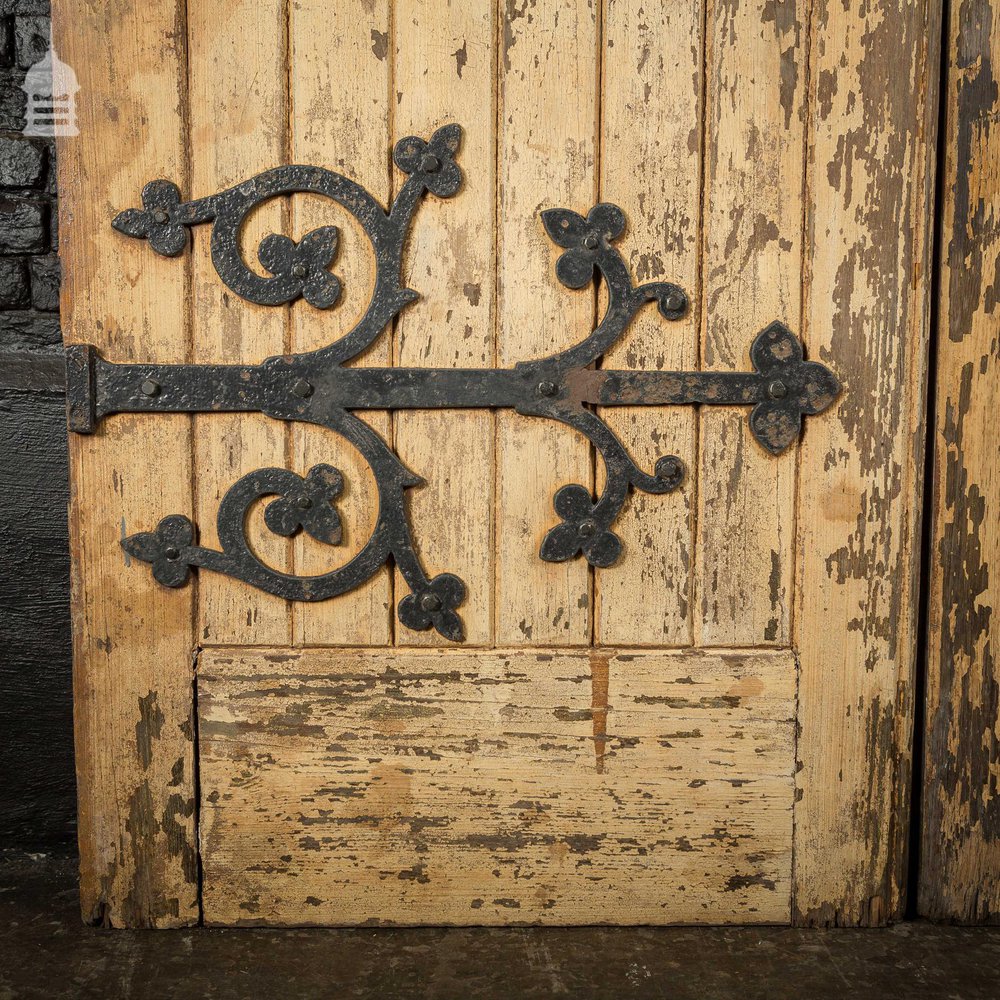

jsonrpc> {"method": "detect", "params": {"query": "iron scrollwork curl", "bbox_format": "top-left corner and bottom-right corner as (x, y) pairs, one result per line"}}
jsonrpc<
(68, 122), (842, 643)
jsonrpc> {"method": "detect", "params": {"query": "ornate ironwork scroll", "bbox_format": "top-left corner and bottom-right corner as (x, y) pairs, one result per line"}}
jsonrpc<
(66, 123), (842, 642)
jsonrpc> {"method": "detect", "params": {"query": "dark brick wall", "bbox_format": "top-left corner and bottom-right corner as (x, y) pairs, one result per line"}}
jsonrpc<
(0, 0), (75, 855)
(0, 0), (59, 352)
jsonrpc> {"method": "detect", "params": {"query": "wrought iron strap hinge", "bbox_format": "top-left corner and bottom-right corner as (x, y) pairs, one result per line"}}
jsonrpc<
(66, 123), (842, 642)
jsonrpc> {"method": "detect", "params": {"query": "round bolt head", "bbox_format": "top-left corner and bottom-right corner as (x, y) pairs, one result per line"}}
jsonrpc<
(420, 592), (442, 613)
(537, 380), (557, 397)
(140, 379), (161, 397)
(153, 209), (169, 224)
(164, 546), (180, 561)
(292, 378), (314, 398)
(768, 379), (787, 399)
(291, 263), (308, 278)
(664, 291), (683, 311)
(583, 235), (599, 250)
(420, 153), (441, 173)
(656, 456), (683, 482)
(578, 518), (597, 538)
(296, 495), (313, 510)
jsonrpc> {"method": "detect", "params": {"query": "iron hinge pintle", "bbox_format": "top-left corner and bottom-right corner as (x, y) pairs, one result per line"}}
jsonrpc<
(67, 123), (841, 642)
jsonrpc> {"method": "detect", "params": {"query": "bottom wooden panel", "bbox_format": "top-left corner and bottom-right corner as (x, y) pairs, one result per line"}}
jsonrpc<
(197, 647), (796, 925)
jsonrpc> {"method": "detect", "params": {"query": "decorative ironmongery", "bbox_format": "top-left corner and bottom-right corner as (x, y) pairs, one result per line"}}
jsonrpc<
(66, 123), (842, 642)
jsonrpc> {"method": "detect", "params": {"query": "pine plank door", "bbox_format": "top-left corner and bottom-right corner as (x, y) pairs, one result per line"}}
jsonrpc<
(56, 0), (940, 927)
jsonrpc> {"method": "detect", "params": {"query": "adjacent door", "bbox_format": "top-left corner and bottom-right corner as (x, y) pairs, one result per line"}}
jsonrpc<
(57, 0), (939, 926)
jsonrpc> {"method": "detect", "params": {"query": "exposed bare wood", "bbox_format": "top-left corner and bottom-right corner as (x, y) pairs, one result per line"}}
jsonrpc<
(392, 0), (497, 646)
(920, 0), (1000, 924)
(793, 0), (941, 926)
(188, 0), (291, 645)
(696, 0), (804, 646)
(59, 0), (946, 930)
(199, 646), (795, 925)
(495, 0), (596, 646)
(596, 0), (701, 646)
(289, 0), (393, 645)
(54, 0), (198, 926)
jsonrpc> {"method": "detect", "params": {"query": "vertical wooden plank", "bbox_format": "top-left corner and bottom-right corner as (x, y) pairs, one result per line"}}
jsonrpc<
(793, 0), (941, 925)
(54, 0), (198, 925)
(696, 0), (805, 646)
(392, 0), (496, 647)
(188, 0), (291, 646)
(596, 0), (702, 647)
(496, 0), (596, 646)
(289, 0), (393, 646)
(921, 0), (1000, 924)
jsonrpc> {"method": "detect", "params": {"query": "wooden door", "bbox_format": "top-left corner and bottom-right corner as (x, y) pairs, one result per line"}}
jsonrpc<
(920, 0), (1000, 924)
(56, 0), (940, 927)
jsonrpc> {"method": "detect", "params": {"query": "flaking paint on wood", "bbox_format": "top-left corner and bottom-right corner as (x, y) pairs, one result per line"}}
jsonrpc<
(696, 0), (804, 647)
(289, 0), (394, 646)
(189, 0), (292, 646)
(596, 0), (701, 646)
(56, 0), (942, 928)
(792, 0), (941, 926)
(920, 0), (1000, 924)
(55, 0), (199, 927)
(495, 0), (595, 645)
(392, 0), (497, 647)
(198, 647), (796, 925)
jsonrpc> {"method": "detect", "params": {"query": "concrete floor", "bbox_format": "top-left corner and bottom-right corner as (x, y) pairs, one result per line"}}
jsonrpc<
(2, 853), (999, 1000)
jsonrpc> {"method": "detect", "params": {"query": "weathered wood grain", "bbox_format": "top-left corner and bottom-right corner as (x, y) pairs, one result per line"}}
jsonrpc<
(793, 0), (941, 925)
(595, 0), (701, 646)
(54, 0), (198, 926)
(495, 0), (595, 645)
(188, 0), (291, 645)
(58, 0), (948, 930)
(289, 0), (393, 645)
(198, 646), (796, 925)
(920, 0), (1000, 925)
(696, 0), (804, 646)
(392, 0), (496, 646)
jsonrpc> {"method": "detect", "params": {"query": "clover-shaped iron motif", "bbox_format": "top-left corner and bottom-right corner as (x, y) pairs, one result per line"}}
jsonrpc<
(748, 321), (842, 455)
(541, 484), (621, 568)
(542, 203), (626, 288)
(122, 514), (196, 587)
(72, 122), (843, 643)
(393, 123), (462, 198)
(258, 228), (342, 310)
(397, 573), (467, 642)
(112, 180), (188, 257)
(263, 464), (344, 544)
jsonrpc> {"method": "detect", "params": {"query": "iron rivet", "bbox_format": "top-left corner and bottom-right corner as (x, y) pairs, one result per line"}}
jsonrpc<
(578, 518), (597, 538)
(664, 292), (683, 311)
(164, 546), (180, 561)
(140, 379), (161, 397)
(291, 263), (308, 278)
(153, 210), (169, 224)
(768, 379), (787, 399)
(292, 378), (314, 398)
(538, 380), (557, 397)
(583, 235), (599, 250)
(420, 593), (442, 612)
(420, 153), (441, 173)
(296, 496), (313, 510)
(657, 457), (682, 482)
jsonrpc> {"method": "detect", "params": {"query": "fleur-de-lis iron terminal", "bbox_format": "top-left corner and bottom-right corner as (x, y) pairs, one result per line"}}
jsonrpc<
(66, 123), (842, 642)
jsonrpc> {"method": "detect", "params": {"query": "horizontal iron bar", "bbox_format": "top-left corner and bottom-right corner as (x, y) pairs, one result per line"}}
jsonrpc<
(66, 346), (777, 431)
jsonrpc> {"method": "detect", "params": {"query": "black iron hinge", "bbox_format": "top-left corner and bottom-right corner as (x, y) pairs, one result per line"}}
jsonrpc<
(66, 123), (841, 642)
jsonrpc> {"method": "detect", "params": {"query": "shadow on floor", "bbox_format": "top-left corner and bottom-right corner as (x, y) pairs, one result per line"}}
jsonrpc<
(2, 853), (999, 1000)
